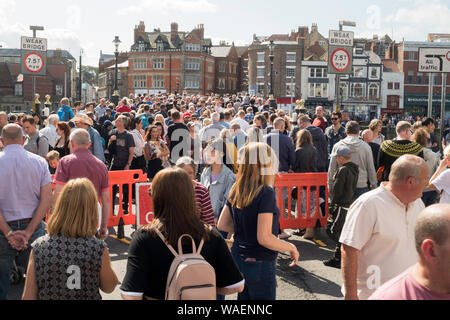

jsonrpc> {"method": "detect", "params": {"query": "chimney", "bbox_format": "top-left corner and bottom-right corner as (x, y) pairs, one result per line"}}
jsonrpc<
(311, 23), (318, 33)
(197, 24), (204, 39)
(171, 22), (178, 43)
(134, 21), (146, 43)
(298, 26), (309, 38)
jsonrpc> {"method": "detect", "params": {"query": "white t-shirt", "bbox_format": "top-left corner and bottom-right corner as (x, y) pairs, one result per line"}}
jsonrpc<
(432, 169), (450, 204)
(339, 183), (425, 300)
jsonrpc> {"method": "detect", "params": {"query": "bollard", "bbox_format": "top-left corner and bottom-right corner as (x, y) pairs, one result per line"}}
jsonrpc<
(117, 217), (125, 239)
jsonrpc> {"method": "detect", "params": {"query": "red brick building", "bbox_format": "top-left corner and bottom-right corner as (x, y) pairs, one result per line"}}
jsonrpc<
(211, 44), (239, 94)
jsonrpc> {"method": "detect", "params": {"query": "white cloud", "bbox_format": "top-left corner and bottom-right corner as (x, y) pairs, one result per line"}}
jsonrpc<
(119, 0), (217, 16)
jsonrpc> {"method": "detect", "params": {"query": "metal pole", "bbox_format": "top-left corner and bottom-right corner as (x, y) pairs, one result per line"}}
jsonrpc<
(336, 74), (341, 112)
(169, 54), (172, 94)
(441, 73), (446, 150)
(428, 73), (433, 118)
(32, 76), (36, 113)
(78, 51), (82, 101)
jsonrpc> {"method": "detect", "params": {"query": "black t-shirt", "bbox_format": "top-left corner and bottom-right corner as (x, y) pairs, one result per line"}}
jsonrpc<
(226, 186), (280, 261)
(110, 129), (135, 168)
(120, 228), (243, 299)
(167, 122), (189, 159)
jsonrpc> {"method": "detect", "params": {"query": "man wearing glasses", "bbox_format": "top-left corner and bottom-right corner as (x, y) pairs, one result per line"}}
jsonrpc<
(325, 112), (347, 160)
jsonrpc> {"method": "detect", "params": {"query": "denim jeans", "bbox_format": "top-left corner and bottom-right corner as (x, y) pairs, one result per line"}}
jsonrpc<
(353, 187), (369, 202)
(0, 221), (46, 300)
(231, 252), (276, 300)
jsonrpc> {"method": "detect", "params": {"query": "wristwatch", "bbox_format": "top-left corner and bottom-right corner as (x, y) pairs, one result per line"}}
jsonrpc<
(6, 230), (13, 238)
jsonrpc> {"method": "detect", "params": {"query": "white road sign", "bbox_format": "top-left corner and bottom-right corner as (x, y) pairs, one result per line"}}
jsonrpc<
(329, 30), (354, 47)
(418, 48), (450, 73)
(21, 36), (47, 51)
(24, 52), (44, 73)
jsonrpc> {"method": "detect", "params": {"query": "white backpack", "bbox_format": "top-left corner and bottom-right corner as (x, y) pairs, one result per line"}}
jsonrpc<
(155, 229), (216, 300)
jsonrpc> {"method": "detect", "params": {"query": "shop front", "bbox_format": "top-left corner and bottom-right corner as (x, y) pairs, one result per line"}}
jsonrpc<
(404, 93), (450, 117)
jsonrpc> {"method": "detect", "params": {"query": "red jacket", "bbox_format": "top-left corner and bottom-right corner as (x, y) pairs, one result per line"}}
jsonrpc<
(116, 105), (132, 113)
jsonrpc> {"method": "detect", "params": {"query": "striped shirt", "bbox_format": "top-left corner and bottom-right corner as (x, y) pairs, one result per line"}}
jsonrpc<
(194, 182), (216, 227)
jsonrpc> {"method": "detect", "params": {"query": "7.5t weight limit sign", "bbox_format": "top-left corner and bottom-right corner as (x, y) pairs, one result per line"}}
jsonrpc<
(331, 48), (351, 72)
(24, 52), (44, 73)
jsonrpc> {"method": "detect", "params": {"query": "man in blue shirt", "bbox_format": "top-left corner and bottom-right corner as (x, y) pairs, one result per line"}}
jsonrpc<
(72, 114), (106, 163)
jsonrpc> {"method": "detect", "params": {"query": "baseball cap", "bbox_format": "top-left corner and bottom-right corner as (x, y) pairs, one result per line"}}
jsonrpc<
(334, 145), (352, 157)
(72, 113), (93, 126)
(103, 120), (113, 127)
(183, 112), (191, 119)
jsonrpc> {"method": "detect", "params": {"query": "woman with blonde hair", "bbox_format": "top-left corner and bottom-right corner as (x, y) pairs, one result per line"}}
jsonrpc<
(121, 168), (244, 300)
(369, 119), (385, 145)
(22, 178), (118, 300)
(218, 142), (299, 300)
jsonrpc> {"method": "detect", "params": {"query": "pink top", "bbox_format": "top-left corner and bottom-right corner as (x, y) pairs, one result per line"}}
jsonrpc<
(369, 266), (450, 300)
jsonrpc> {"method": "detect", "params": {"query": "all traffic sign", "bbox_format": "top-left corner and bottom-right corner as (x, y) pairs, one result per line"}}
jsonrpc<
(418, 47), (450, 73)
(328, 45), (353, 74)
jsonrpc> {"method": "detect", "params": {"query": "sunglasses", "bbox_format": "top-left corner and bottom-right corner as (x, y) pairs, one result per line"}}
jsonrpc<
(332, 118), (339, 121)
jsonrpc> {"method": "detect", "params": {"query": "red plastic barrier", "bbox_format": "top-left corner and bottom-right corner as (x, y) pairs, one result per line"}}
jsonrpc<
(274, 173), (328, 230)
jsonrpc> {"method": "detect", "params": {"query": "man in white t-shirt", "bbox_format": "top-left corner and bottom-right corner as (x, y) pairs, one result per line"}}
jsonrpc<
(340, 155), (429, 300)
(428, 145), (450, 204)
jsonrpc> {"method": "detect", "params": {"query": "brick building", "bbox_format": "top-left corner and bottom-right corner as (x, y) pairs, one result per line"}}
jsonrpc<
(211, 43), (239, 94)
(98, 51), (129, 100)
(385, 40), (450, 117)
(0, 48), (77, 113)
(127, 21), (215, 96)
(236, 46), (249, 92)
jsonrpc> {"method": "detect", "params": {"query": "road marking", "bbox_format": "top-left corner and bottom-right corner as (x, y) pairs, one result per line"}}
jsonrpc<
(109, 235), (131, 245)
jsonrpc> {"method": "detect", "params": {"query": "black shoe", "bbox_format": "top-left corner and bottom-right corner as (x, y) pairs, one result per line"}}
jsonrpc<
(323, 258), (341, 269)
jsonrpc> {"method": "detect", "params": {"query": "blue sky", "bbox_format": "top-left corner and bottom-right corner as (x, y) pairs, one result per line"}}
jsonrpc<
(1, 0), (449, 66)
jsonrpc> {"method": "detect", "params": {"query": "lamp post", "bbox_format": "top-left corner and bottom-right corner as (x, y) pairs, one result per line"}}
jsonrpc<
(112, 36), (121, 106)
(269, 40), (277, 111)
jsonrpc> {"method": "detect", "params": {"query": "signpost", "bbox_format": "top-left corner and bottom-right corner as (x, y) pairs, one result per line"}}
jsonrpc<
(135, 183), (154, 227)
(328, 28), (355, 112)
(418, 47), (450, 148)
(21, 27), (47, 114)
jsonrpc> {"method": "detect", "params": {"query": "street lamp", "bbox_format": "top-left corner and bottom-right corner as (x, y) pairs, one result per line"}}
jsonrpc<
(112, 36), (121, 106)
(269, 40), (277, 111)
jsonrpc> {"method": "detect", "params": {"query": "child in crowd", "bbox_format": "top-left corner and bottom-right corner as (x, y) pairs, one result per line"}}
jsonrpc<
(46, 150), (60, 174)
(324, 145), (359, 269)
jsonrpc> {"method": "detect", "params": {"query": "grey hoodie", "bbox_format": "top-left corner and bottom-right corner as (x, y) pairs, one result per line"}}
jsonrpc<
(328, 136), (377, 191)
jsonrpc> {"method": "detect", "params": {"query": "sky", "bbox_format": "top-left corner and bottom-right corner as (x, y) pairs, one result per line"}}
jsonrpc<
(1, 0), (449, 66)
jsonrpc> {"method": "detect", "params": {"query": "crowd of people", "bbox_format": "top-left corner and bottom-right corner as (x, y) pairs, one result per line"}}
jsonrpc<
(0, 90), (449, 301)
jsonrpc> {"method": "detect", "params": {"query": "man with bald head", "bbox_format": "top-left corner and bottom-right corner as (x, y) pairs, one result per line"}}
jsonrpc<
(340, 154), (429, 300)
(362, 129), (380, 170)
(53, 128), (110, 240)
(0, 124), (52, 300)
(370, 204), (450, 299)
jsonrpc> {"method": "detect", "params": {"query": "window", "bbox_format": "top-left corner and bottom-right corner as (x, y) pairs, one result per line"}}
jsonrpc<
(407, 51), (416, 60)
(286, 82), (296, 96)
(309, 68), (327, 78)
(185, 76), (200, 89)
(434, 74), (439, 85)
(388, 82), (393, 90)
(319, 40), (326, 46)
(353, 66), (366, 78)
(157, 42), (165, 52)
(257, 66), (265, 78)
(286, 66), (296, 78)
(257, 83), (265, 94)
(286, 52), (296, 62)
(56, 85), (63, 96)
(185, 43), (201, 52)
(14, 84), (22, 96)
(394, 82), (400, 90)
(369, 67), (379, 79)
(138, 41), (146, 52)
(218, 62), (226, 73)
(417, 72), (424, 84)
(152, 75), (164, 88)
(257, 52), (265, 62)
(387, 95), (399, 109)
(339, 83), (348, 100)
(134, 75), (147, 88)
(217, 78), (225, 90)
(134, 58), (147, 70)
(369, 83), (379, 99)
(153, 58), (165, 70)
(351, 83), (365, 97)
(185, 58), (200, 71)
(309, 83), (328, 98)
(407, 70), (414, 84)
(207, 63), (213, 73)
(243, 59), (248, 68)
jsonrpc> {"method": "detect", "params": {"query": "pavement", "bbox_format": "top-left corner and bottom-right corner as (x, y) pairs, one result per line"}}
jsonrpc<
(8, 225), (343, 300)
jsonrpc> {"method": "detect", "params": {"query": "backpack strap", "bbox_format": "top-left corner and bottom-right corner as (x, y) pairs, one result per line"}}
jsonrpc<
(154, 229), (178, 257)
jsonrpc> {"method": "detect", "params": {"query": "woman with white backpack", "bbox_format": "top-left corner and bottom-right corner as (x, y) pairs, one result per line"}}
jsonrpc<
(120, 168), (244, 300)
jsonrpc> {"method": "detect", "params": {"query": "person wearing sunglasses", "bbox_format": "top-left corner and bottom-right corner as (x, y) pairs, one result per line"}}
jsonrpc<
(325, 112), (347, 163)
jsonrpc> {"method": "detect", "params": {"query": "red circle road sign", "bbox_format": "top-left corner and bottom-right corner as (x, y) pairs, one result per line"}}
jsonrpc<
(331, 48), (351, 72)
(24, 52), (44, 73)
(447, 51), (450, 61)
